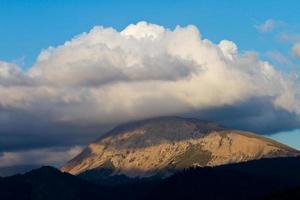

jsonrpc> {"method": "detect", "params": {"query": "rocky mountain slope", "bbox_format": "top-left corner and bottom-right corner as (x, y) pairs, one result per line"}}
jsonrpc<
(61, 116), (300, 177)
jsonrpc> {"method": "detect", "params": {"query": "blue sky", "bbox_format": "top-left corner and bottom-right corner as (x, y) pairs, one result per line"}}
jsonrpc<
(0, 0), (300, 162)
(1, 0), (300, 69)
(267, 129), (300, 150)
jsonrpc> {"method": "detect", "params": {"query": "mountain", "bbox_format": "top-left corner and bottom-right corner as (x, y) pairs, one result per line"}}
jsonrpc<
(264, 187), (300, 200)
(142, 157), (300, 200)
(61, 116), (300, 177)
(2, 157), (300, 200)
(0, 166), (111, 200)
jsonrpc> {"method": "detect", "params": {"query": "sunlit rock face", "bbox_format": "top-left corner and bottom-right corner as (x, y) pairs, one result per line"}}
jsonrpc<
(61, 116), (300, 177)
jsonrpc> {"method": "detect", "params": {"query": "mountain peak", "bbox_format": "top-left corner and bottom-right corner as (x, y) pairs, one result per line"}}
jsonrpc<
(61, 116), (300, 177)
(99, 116), (226, 145)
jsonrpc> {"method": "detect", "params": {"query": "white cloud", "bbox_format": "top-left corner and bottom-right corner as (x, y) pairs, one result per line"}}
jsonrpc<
(0, 21), (299, 124)
(292, 43), (300, 58)
(1, 21), (300, 164)
(266, 51), (289, 64)
(255, 19), (277, 33)
(0, 61), (30, 86)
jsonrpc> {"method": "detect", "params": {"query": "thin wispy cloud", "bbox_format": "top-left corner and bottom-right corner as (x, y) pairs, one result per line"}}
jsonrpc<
(255, 19), (277, 33)
(0, 146), (82, 167)
(292, 43), (300, 58)
(278, 32), (300, 43)
(266, 51), (290, 64)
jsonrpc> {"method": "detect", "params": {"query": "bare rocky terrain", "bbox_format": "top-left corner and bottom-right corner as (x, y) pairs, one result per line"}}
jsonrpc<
(61, 116), (300, 177)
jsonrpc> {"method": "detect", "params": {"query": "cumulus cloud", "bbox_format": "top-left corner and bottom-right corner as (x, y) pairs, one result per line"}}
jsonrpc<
(1, 21), (300, 166)
(0, 61), (30, 86)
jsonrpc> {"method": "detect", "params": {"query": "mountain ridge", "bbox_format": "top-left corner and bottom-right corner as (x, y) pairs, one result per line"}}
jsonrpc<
(61, 116), (300, 177)
(3, 157), (300, 200)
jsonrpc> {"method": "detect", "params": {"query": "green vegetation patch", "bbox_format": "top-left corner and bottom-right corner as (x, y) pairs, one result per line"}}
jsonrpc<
(172, 144), (212, 169)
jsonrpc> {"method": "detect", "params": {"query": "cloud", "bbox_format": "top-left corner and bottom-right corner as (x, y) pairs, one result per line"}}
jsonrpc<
(255, 19), (278, 33)
(187, 97), (300, 134)
(278, 33), (300, 43)
(0, 61), (30, 86)
(292, 43), (300, 58)
(266, 51), (290, 65)
(0, 146), (83, 167)
(1, 21), (300, 166)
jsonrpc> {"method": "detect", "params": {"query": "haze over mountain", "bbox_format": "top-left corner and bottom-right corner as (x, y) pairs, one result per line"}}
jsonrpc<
(0, 164), (41, 177)
(61, 116), (300, 177)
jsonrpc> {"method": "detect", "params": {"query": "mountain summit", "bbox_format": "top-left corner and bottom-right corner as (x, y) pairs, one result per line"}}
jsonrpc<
(61, 116), (300, 177)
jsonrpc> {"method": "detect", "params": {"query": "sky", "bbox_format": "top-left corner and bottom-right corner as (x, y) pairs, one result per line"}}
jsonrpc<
(1, 0), (300, 168)
(1, 0), (300, 69)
